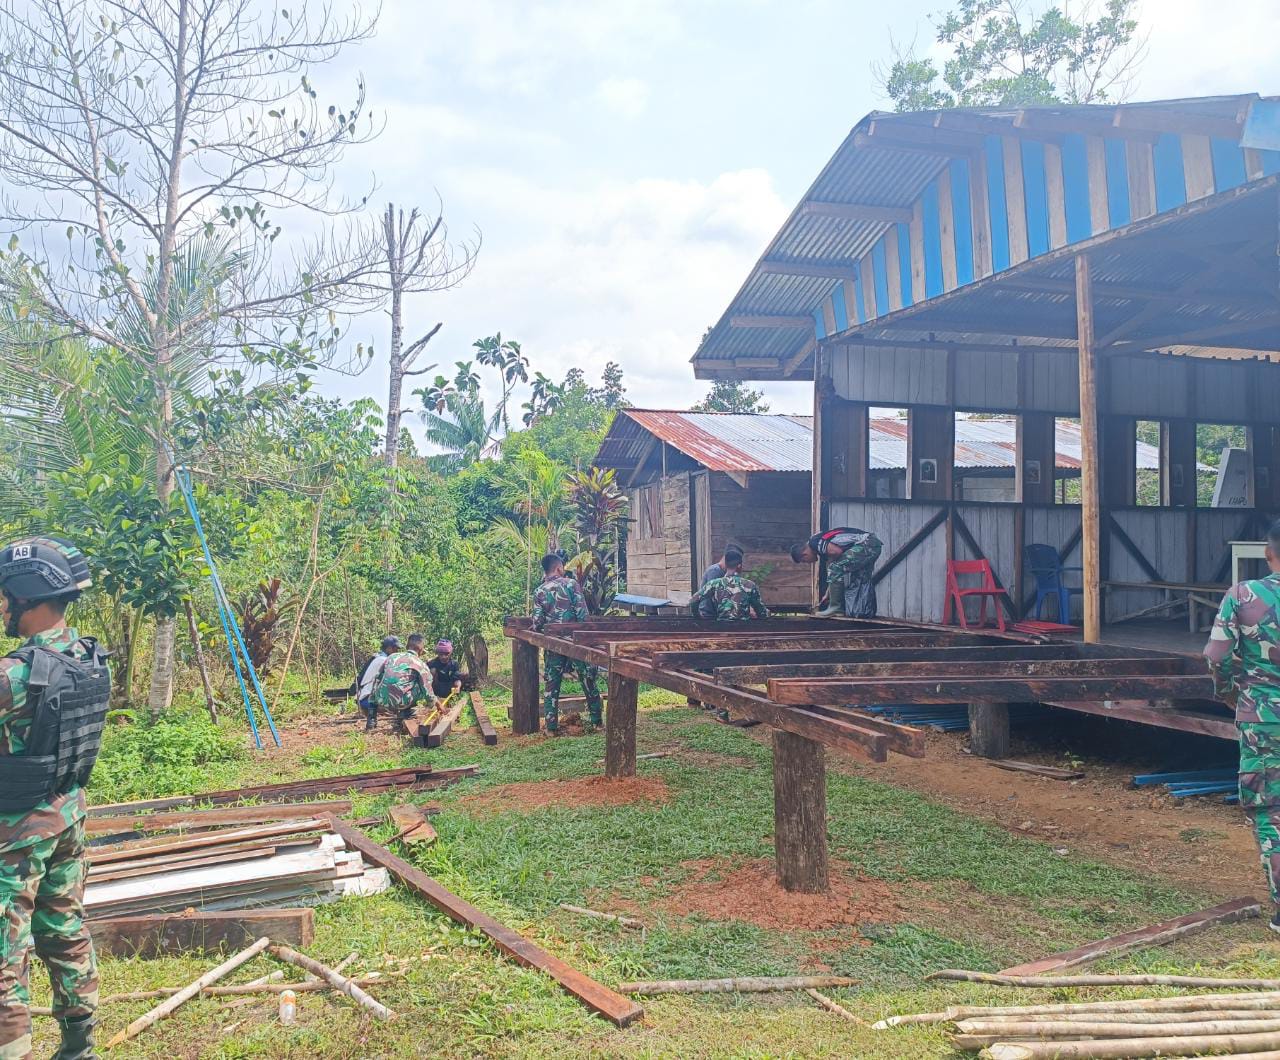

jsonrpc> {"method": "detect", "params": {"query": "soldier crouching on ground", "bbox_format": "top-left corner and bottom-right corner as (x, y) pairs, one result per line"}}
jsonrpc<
(1205, 518), (1280, 933)
(372, 632), (437, 734)
(689, 547), (769, 622)
(532, 553), (603, 734)
(0, 537), (109, 1060)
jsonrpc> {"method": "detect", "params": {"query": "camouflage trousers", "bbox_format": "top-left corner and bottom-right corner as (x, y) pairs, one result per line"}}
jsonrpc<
(826, 551), (878, 618)
(1239, 723), (1280, 904)
(543, 652), (603, 728)
(0, 821), (98, 1059)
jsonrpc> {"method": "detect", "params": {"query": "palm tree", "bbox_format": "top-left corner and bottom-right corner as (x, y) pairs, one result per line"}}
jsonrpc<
(420, 389), (494, 473)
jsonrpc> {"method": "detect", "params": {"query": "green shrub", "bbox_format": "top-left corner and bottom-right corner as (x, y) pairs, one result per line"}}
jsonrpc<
(89, 709), (247, 803)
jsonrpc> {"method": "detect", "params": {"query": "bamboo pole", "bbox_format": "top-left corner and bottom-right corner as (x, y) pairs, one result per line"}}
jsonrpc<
(220, 968), (284, 1012)
(873, 992), (1280, 1028)
(559, 904), (644, 931)
(184, 599), (218, 723)
(960, 1016), (1280, 1039)
(806, 988), (866, 1024)
(978, 1010), (1280, 1025)
(104, 935), (270, 1047)
(618, 975), (859, 995)
(269, 943), (395, 1021)
(931, 969), (1280, 990)
(980, 1030), (1280, 1060)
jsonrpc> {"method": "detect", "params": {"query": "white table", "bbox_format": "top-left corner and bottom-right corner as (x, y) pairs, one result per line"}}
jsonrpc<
(1231, 540), (1268, 585)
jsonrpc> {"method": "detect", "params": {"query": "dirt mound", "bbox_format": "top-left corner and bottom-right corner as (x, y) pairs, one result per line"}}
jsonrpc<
(466, 775), (671, 814)
(621, 858), (903, 932)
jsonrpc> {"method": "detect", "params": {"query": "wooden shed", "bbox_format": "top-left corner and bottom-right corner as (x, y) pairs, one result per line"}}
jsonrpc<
(594, 410), (814, 607)
(693, 93), (1280, 659)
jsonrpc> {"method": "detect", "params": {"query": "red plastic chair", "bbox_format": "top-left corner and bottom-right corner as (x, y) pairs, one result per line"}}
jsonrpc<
(944, 559), (1011, 632)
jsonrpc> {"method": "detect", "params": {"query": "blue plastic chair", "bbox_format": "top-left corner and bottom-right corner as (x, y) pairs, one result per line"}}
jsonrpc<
(1024, 543), (1083, 622)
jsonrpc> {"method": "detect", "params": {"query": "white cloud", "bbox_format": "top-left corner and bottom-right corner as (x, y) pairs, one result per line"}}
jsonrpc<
(595, 76), (650, 118)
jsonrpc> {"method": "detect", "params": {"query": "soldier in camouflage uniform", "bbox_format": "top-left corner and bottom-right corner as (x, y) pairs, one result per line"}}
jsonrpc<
(372, 632), (437, 733)
(1205, 519), (1280, 931)
(790, 527), (883, 618)
(532, 553), (602, 733)
(0, 538), (105, 1059)
(689, 548), (769, 622)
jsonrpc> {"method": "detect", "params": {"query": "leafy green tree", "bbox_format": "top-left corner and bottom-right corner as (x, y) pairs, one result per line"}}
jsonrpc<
(419, 389), (494, 473)
(474, 334), (529, 432)
(880, 0), (1144, 110)
(565, 468), (628, 614)
(692, 380), (772, 413)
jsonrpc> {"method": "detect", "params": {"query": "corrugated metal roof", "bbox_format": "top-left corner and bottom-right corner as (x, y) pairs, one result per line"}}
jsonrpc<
(594, 412), (1164, 476)
(597, 410), (814, 473)
(867, 417), (1160, 470)
(691, 94), (1272, 378)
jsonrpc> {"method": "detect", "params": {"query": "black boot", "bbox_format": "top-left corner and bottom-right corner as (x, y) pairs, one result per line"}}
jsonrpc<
(364, 709), (377, 732)
(53, 1014), (96, 1060)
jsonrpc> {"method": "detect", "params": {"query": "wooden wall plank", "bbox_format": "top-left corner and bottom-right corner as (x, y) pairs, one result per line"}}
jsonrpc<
(906, 407), (953, 502)
(937, 168), (958, 292)
(909, 201), (926, 304)
(1181, 134), (1216, 200)
(1085, 135), (1110, 235)
(884, 229), (904, 311)
(1162, 420), (1197, 508)
(1044, 142), (1068, 250)
(921, 180), (944, 298)
(860, 255), (879, 321)
(1019, 412), (1056, 505)
(1126, 139), (1156, 221)
(1002, 136), (1029, 265)
(969, 149), (993, 279)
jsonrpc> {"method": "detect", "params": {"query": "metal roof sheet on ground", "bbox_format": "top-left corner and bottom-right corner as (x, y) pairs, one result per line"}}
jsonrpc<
(599, 410), (814, 473)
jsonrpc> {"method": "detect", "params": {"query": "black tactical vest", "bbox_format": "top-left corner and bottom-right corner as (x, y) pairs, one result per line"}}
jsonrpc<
(0, 638), (111, 813)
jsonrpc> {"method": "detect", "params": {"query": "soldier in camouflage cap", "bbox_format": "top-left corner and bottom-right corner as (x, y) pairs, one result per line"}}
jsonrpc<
(372, 633), (437, 733)
(689, 548), (769, 622)
(532, 553), (602, 733)
(1205, 518), (1280, 933)
(0, 537), (105, 1059)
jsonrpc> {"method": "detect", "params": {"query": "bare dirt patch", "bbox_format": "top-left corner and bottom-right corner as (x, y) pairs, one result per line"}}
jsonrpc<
(465, 774), (671, 814)
(617, 857), (904, 933)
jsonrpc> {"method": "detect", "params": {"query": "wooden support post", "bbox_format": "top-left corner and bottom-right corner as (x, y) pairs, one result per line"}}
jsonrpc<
(772, 730), (829, 894)
(511, 638), (540, 735)
(604, 671), (638, 778)
(1076, 253), (1102, 642)
(968, 702), (1010, 758)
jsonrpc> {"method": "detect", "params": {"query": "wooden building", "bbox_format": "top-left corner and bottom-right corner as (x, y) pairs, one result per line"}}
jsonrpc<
(594, 410), (813, 607)
(693, 93), (1280, 646)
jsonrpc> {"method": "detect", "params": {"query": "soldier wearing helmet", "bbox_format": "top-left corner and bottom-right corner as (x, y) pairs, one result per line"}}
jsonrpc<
(0, 537), (107, 1060)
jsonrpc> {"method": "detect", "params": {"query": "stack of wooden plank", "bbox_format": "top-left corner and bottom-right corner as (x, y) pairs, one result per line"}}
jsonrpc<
(85, 817), (389, 917)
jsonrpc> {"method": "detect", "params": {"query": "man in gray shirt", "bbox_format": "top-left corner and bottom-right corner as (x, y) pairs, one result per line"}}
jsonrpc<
(701, 545), (744, 588)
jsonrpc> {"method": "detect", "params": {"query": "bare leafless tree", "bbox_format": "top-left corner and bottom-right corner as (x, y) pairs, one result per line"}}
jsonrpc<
(0, 0), (386, 716)
(373, 203), (478, 468)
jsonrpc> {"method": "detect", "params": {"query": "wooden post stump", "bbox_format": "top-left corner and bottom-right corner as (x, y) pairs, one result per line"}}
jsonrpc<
(968, 702), (1010, 758)
(512, 639), (541, 735)
(605, 672), (637, 778)
(772, 729), (829, 893)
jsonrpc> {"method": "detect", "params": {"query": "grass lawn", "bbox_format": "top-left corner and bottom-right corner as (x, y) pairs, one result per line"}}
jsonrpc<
(39, 683), (1280, 1058)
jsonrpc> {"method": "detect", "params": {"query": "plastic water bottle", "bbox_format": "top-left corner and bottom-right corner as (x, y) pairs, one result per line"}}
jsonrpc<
(279, 988), (297, 1025)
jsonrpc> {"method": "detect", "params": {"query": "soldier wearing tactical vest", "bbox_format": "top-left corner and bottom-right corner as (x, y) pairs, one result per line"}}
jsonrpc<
(0, 538), (108, 1060)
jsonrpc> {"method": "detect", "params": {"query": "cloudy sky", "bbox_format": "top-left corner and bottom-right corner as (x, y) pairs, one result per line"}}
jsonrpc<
(318, 0), (1277, 422)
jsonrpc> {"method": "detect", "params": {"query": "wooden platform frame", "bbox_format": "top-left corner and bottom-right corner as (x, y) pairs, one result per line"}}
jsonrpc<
(505, 615), (1230, 893)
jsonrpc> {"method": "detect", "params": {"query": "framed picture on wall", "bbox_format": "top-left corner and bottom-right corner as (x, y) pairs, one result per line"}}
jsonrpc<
(918, 458), (938, 485)
(1171, 464), (1185, 489)
(1024, 459), (1042, 485)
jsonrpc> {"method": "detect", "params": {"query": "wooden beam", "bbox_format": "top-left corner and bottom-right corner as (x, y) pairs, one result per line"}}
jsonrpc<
(426, 696), (468, 748)
(783, 336), (818, 376)
(85, 800), (353, 837)
(90, 909), (314, 959)
(604, 672), (638, 779)
(743, 658), (1192, 680)
(1111, 108), (1246, 142)
(1044, 698), (1236, 740)
(511, 638), (541, 735)
(1077, 253), (1102, 642)
(730, 314), (815, 329)
(772, 730), (829, 894)
(999, 897), (1261, 976)
(327, 819), (644, 1027)
(758, 259), (859, 281)
(766, 675), (1216, 704)
(798, 201), (913, 224)
(469, 692), (498, 745)
(968, 703), (1010, 758)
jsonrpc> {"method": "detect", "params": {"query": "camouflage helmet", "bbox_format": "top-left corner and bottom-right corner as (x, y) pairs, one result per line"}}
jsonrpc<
(0, 537), (92, 601)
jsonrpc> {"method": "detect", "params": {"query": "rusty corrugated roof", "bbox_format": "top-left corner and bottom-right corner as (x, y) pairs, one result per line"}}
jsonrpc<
(595, 410), (813, 473)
